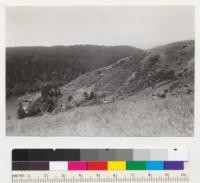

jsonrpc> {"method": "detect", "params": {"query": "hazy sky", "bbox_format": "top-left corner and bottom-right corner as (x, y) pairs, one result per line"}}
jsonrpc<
(6, 6), (194, 49)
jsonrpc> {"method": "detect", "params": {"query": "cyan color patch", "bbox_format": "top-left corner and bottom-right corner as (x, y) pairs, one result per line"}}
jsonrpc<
(146, 161), (164, 170)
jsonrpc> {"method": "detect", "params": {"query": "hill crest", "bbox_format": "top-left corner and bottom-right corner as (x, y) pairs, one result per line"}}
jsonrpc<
(55, 40), (194, 112)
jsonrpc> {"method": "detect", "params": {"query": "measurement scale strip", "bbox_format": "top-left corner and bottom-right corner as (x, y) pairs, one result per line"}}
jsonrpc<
(12, 171), (189, 183)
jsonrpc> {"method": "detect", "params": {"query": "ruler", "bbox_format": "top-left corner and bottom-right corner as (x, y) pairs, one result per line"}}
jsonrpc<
(12, 171), (189, 183)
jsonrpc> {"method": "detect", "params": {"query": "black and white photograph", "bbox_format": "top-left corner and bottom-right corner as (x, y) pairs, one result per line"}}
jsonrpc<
(6, 6), (194, 136)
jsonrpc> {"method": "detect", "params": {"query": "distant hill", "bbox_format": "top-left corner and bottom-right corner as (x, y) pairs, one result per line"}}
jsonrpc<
(6, 45), (143, 97)
(56, 40), (194, 111)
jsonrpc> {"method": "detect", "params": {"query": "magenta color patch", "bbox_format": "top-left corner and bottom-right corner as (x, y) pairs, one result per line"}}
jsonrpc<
(68, 161), (87, 170)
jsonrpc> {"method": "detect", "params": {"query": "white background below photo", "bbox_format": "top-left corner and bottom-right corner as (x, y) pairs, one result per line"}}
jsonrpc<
(0, 0), (200, 183)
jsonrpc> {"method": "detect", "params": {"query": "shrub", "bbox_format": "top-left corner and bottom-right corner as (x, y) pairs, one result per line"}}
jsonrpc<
(18, 84), (61, 118)
(17, 103), (27, 119)
(68, 96), (73, 102)
(46, 97), (56, 112)
(38, 96), (57, 113)
(83, 92), (89, 100)
(49, 87), (61, 97)
(28, 99), (42, 116)
(83, 91), (96, 100)
(89, 91), (96, 100)
(164, 89), (169, 93)
(41, 84), (61, 99)
(157, 93), (166, 99)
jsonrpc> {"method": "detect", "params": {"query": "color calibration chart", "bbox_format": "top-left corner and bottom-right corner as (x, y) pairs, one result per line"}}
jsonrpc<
(12, 149), (189, 183)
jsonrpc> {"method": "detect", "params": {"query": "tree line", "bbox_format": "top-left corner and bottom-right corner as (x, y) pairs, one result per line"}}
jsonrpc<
(6, 45), (141, 97)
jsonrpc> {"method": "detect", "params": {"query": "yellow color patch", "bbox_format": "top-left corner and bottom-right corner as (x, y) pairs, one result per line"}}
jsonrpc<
(108, 161), (126, 170)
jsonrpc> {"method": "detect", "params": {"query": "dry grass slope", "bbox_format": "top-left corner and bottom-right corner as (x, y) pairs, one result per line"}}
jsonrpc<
(7, 94), (193, 136)
(6, 40), (194, 136)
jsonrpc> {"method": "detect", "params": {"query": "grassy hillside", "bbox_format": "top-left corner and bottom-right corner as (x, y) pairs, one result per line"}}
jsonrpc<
(55, 40), (194, 112)
(6, 94), (193, 136)
(6, 45), (143, 97)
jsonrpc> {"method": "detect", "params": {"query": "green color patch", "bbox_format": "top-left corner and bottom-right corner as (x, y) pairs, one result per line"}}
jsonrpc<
(126, 161), (146, 170)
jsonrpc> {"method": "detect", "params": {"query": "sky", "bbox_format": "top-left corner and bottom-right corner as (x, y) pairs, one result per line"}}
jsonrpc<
(6, 6), (194, 49)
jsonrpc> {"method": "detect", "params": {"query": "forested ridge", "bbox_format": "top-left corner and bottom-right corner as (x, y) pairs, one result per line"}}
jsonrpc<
(6, 45), (143, 97)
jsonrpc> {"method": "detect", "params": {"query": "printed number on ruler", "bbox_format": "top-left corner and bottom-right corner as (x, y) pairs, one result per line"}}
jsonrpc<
(12, 171), (189, 183)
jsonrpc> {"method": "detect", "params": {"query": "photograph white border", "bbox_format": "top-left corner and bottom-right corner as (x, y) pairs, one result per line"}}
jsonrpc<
(0, 0), (200, 182)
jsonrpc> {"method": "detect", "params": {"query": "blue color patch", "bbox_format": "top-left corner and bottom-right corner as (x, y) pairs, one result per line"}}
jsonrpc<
(146, 161), (164, 170)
